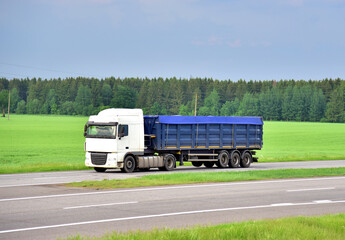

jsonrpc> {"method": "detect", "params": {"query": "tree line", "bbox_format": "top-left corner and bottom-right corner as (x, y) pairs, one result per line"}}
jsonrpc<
(0, 77), (344, 123)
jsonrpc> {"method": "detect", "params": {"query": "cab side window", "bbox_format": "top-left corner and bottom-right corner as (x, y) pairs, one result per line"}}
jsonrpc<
(118, 125), (128, 137)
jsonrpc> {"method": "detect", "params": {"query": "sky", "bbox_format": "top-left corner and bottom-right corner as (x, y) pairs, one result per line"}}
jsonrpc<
(0, 0), (345, 81)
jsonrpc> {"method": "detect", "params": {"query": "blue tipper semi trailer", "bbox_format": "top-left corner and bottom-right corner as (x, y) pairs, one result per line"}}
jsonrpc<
(84, 108), (263, 173)
(143, 115), (263, 170)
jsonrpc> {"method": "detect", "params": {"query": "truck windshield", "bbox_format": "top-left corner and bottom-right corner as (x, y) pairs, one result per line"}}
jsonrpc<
(86, 125), (116, 139)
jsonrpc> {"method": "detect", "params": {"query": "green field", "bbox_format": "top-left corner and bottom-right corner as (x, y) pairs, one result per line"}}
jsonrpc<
(1, 115), (345, 174)
(0, 114), (88, 173)
(65, 214), (345, 240)
(258, 121), (345, 161)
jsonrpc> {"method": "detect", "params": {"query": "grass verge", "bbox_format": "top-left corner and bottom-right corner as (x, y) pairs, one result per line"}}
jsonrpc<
(63, 213), (345, 240)
(66, 167), (345, 189)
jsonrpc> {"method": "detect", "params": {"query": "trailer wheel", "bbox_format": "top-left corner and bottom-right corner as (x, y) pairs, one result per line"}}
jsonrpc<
(217, 150), (229, 168)
(229, 151), (240, 168)
(204, 162), (214, 168)
(94, 167), (106, 172)
(122, 155), (136, 173)
(159, 154), (176, 171)
(241, 152), (252, 168)
(192, 161), (203, 167)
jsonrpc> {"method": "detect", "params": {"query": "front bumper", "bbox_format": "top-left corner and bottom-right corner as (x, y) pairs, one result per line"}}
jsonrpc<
(85, 152), (122, 168)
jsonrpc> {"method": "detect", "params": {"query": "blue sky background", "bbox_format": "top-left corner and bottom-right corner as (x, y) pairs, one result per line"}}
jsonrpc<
(1, 0), (344, 81)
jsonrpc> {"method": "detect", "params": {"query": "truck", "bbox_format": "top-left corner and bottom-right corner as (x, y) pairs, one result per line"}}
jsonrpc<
(84, 108), (263, 173)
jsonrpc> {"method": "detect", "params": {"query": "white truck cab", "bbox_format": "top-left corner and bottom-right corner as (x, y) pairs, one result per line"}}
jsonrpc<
(84, 108), (144, 172)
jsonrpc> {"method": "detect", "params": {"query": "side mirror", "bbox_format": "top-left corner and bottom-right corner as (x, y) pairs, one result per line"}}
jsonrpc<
(84, 125), (87, 137)
(118, 132), (125, 139)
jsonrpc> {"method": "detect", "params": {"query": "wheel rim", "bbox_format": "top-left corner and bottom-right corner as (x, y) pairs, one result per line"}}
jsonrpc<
(232, 154), (239, 165)
(221, 155), (227, 164)
(243, 156), (250, 165)
(126, 159), (133, 169)
(167, 158), (173, 168)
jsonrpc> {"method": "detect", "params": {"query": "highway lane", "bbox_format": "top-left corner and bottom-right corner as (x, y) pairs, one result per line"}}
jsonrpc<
(0, 160), (344, 188)
(0, 176), (345, 240)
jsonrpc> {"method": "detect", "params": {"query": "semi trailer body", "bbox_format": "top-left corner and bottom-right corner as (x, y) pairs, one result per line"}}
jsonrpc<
(84, 108), (263, 173)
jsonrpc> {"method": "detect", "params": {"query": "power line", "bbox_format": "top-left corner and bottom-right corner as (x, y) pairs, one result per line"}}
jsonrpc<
(0, 71), (30, 78)
(0, 62), (105, 79)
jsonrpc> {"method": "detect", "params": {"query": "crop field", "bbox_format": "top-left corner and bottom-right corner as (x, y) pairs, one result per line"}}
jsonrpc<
(0, 114), (345, 173)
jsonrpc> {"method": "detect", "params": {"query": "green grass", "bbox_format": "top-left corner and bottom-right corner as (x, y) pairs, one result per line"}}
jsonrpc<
(0, 114), (88, 173)
(67, 167), (345, 189)
(1, 115), (345, 173)
(257, 121), (345, 162)
(63, 214), (345, 240)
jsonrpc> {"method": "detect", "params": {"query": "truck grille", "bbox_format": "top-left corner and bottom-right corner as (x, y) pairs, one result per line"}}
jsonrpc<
(91, 152), (107, 165)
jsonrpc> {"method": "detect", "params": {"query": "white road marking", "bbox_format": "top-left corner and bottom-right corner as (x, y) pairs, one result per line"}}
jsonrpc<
(64, 201), (138, 210)
(1, 176), (345, 202)
(287, 187), (335, 192)
(1, 199), (345, 234)
(270, 203), (293, 206)
(313, 200), (333, 204)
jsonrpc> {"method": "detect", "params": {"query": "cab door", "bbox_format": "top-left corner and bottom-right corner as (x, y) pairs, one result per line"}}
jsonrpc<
(117, 124), (130, 154)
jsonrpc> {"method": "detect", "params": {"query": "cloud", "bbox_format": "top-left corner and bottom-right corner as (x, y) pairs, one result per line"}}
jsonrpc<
(227, 40), (242, 48)
(208, 36), (223, 46)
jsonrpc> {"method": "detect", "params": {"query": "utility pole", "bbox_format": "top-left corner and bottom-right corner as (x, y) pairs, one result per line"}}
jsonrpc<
(7, 89), (10, 120)
(194, 93), (197, 116)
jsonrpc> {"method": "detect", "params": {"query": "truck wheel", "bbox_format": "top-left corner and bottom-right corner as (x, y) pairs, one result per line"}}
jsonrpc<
(204, 162), (214, 168)
(122, 155), (136, 173)
(192, 161), (203, 167)
(229, 152), (240, 168)
(159, 154), (176, 171)
(241, 152), (252, 168)
(217, 150), (229, 168)
(94, 167), (106, 172)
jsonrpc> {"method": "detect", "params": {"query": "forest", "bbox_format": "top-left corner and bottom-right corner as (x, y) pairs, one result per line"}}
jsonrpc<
(0, 77), (344, 123)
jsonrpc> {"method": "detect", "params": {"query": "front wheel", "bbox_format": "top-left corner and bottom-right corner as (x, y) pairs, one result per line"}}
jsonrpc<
(122, 155), (136, 173)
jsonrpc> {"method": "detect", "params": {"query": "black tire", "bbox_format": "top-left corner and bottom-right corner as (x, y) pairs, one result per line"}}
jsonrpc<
(241, 152), (252, 168)
(159, 154), (176, 171)
(204, 161), (215, 168)
(122, 155), (136, 173)
(217, 150), (229, 168)
(229, 151), (240, 168)
(94, 167), (106, 172)
(192, 161), (203, 167)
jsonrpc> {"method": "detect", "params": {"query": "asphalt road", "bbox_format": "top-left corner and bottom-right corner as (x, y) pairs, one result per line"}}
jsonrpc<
(0, 160), (345, 240)
(1, 160), (345, 188)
